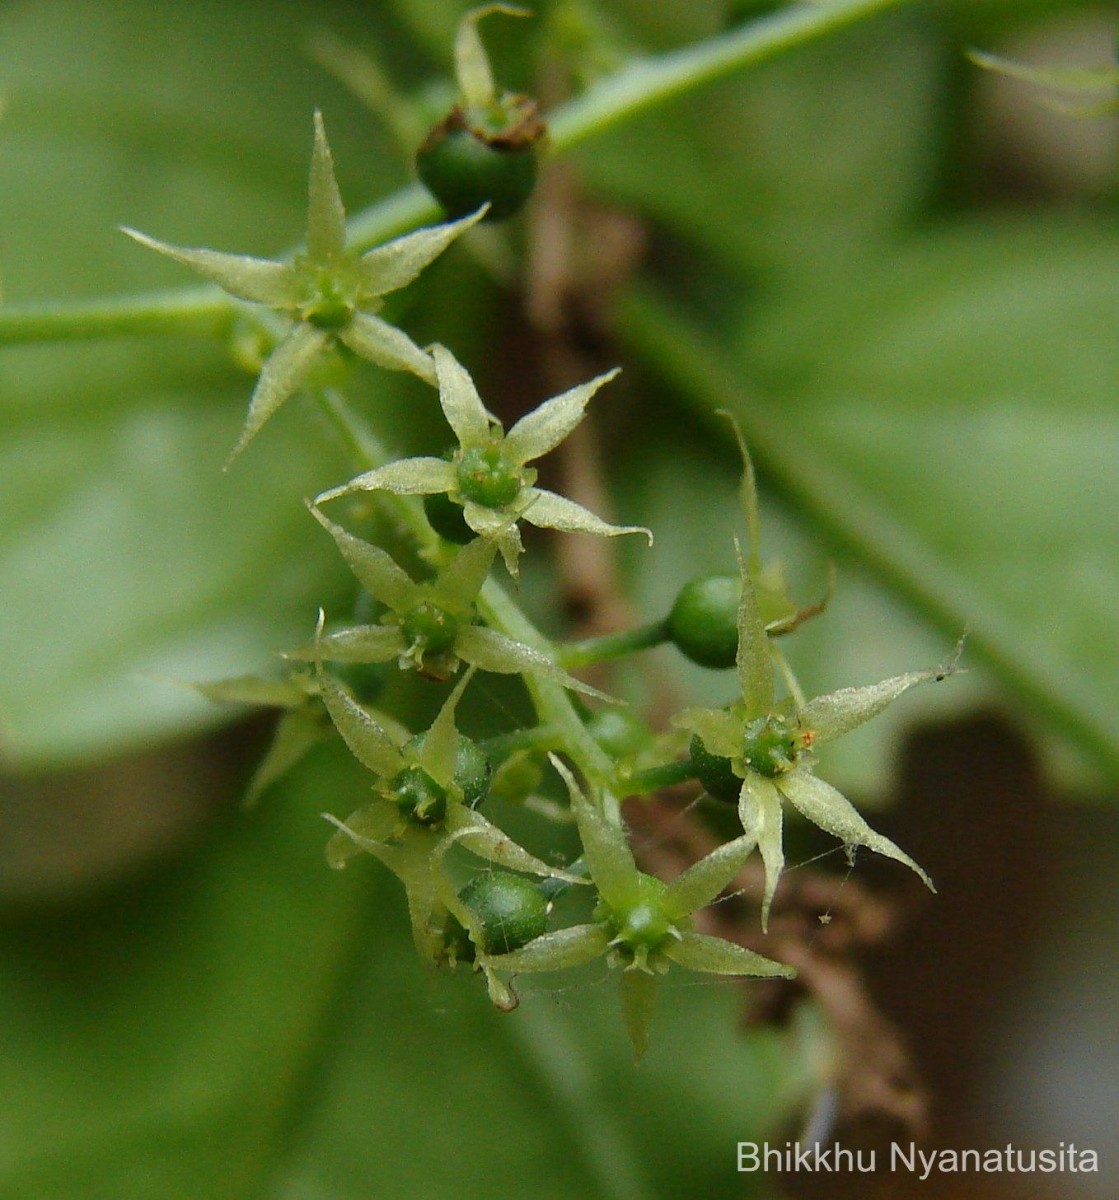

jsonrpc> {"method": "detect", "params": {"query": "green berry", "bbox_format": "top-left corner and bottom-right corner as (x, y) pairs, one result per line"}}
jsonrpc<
(455, 443), (523, 509)
(459, 871), (549, 955)
(424, 491), (474, 544)
(689, 734), (742, 804)
(667, 574), (741, 669)
(416, 100), (543, 222)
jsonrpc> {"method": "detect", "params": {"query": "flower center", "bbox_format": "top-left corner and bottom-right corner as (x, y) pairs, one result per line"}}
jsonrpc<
(390, 765), (447, 826)
(455, 443), (523, 508)
(400, 602), (460, 658)
(597, 876), (677, 967)
(741, 716), (800, 778)
(305, 276), (355, 330)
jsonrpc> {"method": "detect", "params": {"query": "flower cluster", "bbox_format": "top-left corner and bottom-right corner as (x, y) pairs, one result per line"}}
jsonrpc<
(142, 12), (960, 1060)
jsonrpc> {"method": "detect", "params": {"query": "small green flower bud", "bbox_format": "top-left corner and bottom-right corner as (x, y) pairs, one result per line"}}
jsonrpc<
(667, 574), (741, 669)
(405, 731), (493, 808)
(459, 871), (550, 954)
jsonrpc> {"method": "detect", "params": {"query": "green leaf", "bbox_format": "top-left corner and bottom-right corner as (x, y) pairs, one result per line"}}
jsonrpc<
(0, 739), (813, 1200)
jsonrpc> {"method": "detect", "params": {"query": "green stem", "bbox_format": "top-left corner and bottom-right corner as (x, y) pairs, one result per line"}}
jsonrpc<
(478, 723), (562, 760)
(558, 619), (670, 669)
(617, 285), (1119, 784)
(0, 0), (907, 346)
(626, 759), (698, 795)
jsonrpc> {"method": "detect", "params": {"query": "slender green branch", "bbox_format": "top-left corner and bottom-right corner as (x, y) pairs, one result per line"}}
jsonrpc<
(626, 758), (698, 795)
(616, 285), (1119, 783)
(558, 619), (670, 669)
(0, 0), (907, 346)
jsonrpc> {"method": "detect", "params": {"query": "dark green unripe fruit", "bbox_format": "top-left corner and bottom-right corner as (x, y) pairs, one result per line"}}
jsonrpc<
(689, 735), (742, 804)
(416, 99), (544, 223)
(667, 574), (741, 669)
(390, 765), (447, 825)
(404, 732), (492, 809)
(455, 444), (523, 508)
(459, 871), (549, 955)
(424, 491), (474, 544)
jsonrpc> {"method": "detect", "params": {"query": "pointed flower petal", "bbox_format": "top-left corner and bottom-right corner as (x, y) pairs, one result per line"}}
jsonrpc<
(308, 506), (420, 612)
(520, 489), (652, 543)
(426, 536), (497, 615)
(337, 311), (436, 384)
(503, 369), (620, 465)
(798, 664), (956, 746)
(286, 625), (404, 664)
(306, 111), (347, 262)
(120, 227), (303, 306)
(739, 774), (784, 932)
(323, 802), (401, 869)
(245, 710), (328, 806)
(316, 456), (456, 504)
(734, 542), (774, 719)
(454, 626), (613, 701)
(672, 706), (740, 759)
(665, 931), (794, 978)
(552, 756), (641, 910)
(357, 209), (487, 299)
(417, 668), (475, 789)
(227, 323), (329, 463)
(777, 768), (934, 891)
(316, 657), (405, 779)
(445, 806), (586, 883)
(487, 923), (610, 973)
(661, 834), (757, 922)
(432, 343), (493, 447)
(618, 967), (659, 1062)
(187, 675), (308, 708)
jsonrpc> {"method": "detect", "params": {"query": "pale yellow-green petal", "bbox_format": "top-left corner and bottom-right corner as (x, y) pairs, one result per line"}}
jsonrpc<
(798, 661), (956, 745)
(305, 111), (347, 262)
(552, 756), (641, 911)
(661, 834), (757, 922)
(426, 536), (497, 615)
(316, 456), (456, 504)
(672, 706), (740, 759)
(337, 311), (436, 383)
(445, 806), (587, 883)
(432, 343), (494, 447)
(666, 931), (794, 979)
(455, 626), (613, 701)
(357, 209), (487, 300)
(503, 369), (619, 466)
(618, 966), (659, 1062)
(227, 323), (329, 464)
(120, 227), (302, 306)
(777, 768), (934, 891)
(245, 710), (328, 807)
(417, 668), (475, 789)
(308, 505), (420, 612)
(739, 773), (784, 932)
(520, 489), (652, 543)
(734, 543), (774, 719)
(323, 802), (401, 869)
(286, 624), (404, 664)
(488, 923), (610, 974)
(316, 657), (405, 779)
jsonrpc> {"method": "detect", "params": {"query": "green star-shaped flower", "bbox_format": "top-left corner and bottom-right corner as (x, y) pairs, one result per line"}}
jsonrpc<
(123, 112), (485, 461)
(286, 507), (609, 699)
(319, 660), (583, 958)
(481, 757), (792, 1059)
(675, 552), (955, 930)
(316, 344), (651, 574)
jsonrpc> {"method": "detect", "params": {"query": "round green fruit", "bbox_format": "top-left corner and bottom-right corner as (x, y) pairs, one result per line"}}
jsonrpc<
(689, 735), (742, 804)
(423, 491), (474, 544)
(459, 871), (549, 955)
(667, 574), (741, 669)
